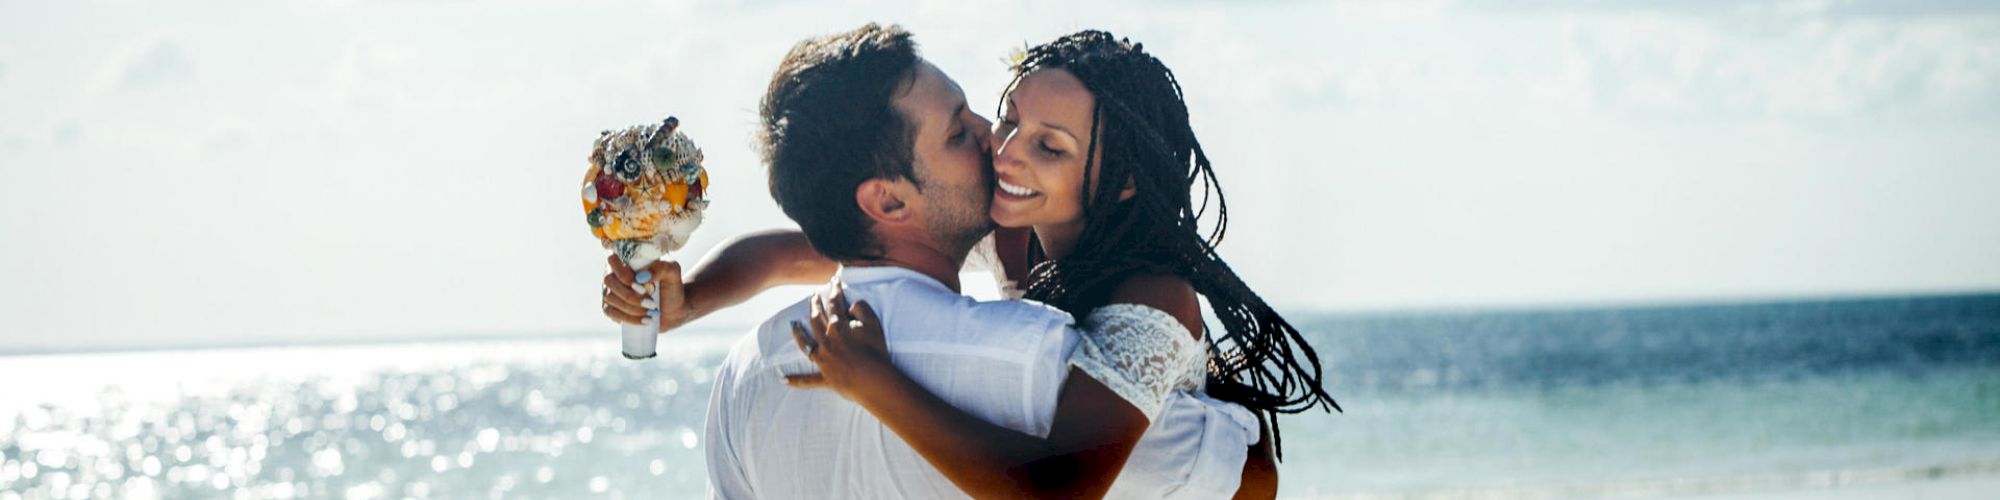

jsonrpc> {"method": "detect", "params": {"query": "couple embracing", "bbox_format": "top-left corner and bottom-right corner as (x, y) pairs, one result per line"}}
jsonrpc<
(599, 23), (1336, 499)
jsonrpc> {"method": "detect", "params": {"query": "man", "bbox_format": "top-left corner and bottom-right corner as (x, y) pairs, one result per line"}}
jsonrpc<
(599, 23), (1273, 499)
(706, 24), (1075, 499)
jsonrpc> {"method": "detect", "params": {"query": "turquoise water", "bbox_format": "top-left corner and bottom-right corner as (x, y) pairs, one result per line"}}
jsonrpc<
(1, 294), (1996, 498)
(1281, 368), (2000, 497)
(1279, 293), (2000, 497)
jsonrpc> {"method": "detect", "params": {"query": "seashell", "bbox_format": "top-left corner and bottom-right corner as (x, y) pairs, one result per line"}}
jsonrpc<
(613, 240), (665, 267)
(610, 150), (643, 182)
(594, 171), (625, 200)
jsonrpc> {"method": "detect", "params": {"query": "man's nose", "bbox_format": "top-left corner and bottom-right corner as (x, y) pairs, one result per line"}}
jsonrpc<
(971, 115), (995, 149)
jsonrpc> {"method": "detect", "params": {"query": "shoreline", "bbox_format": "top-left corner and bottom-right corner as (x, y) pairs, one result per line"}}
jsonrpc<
(1295, 459), (2000, 499)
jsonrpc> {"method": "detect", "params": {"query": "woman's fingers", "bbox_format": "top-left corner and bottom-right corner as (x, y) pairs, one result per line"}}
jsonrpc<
(604, 308), (647, 326)
(606, 254), (648, 295)
(847, 299), (887, 350)
(603, 277), (647, 318)
(601, 290), (647, 324)
(848, 299), (879, 330)
(602, 273), (644, 305)
(847, 298), (876, 324)
(818, 293), (849, 342)
(606, 254), (636, 283)
(826, 285), (850, 320)
(808, 293), (827, 329)
(604, 295), (647, 320)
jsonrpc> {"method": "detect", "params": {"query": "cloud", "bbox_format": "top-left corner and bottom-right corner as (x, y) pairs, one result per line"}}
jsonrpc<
(1565, 14), (2000, 120)
(327, 38), (412, 110)
(201, 115), (261, 157)
(89, 36), (192, 94)
(1816, 0), (2000, 18)
(52, 122), (81, 147)
(1305, 3), (2000, 122)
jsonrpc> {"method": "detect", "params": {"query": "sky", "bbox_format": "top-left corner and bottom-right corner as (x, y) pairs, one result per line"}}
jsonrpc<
(2, 0), (1997, 353)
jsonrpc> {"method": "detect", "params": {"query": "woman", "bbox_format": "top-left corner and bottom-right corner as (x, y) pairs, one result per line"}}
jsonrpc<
(606, 30), (1336, 498)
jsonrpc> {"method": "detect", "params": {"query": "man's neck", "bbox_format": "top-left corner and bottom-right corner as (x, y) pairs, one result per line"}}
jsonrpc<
(842, 241), (968, 293)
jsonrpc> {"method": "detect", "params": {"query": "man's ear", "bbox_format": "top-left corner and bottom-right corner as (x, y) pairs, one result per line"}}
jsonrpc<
(855, 177), (914, 224)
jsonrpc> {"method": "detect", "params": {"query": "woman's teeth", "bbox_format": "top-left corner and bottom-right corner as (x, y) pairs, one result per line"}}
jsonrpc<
(998, 179), (1040, 197)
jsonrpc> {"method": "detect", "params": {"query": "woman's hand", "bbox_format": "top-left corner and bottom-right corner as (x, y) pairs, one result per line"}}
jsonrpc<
(785, 285), (896, 402)
(600, 253), (693, 333)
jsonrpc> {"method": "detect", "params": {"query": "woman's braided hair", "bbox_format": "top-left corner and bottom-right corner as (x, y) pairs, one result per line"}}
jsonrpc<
(1007, 30), (1339, 458)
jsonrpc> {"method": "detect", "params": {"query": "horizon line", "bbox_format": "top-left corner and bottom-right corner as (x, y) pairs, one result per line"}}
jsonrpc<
(3, 288), (1994, 358)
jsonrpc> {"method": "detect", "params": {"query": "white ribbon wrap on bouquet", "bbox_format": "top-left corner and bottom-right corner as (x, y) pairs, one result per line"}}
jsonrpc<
(615, 241), (666, 360)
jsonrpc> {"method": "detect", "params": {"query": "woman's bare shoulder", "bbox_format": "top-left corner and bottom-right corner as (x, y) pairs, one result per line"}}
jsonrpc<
(1107, 273), (1202, 339)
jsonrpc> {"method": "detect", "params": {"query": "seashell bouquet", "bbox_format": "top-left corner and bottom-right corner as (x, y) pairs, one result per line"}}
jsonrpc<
(581, 115), (711, 359)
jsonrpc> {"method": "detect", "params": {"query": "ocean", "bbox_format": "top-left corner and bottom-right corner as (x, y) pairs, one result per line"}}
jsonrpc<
(2, 293), (1996, 499)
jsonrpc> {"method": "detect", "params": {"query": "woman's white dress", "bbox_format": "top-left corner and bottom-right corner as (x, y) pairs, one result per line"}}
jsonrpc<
(967, 237), (1263, 499)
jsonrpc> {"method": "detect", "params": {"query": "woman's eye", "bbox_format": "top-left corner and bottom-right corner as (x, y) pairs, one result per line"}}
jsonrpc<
(1038, 141), (1063, 157)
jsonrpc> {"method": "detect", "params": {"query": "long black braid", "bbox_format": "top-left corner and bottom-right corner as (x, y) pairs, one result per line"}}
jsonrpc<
(1005, 31), (1339, 459)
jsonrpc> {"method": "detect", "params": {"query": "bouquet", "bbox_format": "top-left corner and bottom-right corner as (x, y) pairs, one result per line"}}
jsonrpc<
(582, 116), (710, 359)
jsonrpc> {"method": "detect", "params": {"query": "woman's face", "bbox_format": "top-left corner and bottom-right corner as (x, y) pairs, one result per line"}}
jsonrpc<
(989, 68), (1102, 232)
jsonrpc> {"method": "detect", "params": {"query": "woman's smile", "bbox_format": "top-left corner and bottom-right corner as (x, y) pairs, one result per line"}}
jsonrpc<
(995, 176), (1042, 199)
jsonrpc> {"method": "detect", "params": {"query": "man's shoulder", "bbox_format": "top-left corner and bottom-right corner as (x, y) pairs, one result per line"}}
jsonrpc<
(746, 282), (1076, 350)
(957, 297), (1075, 332)
(879, 280), (1075, 338)
(738, 298), (814, 359)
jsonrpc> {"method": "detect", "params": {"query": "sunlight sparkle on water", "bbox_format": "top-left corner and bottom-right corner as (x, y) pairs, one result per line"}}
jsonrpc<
(0, 337), (733, 498)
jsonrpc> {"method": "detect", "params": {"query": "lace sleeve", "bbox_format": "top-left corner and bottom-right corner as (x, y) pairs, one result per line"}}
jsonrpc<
(1068, 304), (1207, 422)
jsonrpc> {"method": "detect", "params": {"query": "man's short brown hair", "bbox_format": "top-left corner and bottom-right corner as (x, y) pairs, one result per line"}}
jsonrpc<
(757, 23), (921, 261)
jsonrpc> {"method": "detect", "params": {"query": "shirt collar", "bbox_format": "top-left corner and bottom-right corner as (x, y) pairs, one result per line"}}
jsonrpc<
(835, 265), (953, 294)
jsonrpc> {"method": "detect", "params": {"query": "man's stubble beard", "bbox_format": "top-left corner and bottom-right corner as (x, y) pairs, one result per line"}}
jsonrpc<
(922, 180), (993, 255)
(918, 159), (996, 256)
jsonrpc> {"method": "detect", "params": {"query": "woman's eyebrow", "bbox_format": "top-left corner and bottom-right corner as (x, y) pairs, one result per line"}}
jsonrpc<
(1039, 120), (1075, 141)
(1004, 95), (1074, 141)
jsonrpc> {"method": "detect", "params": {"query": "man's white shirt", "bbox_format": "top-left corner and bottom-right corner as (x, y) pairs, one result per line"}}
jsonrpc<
(704, 265), (1078, 499)
(706, 234), (1262, 499)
